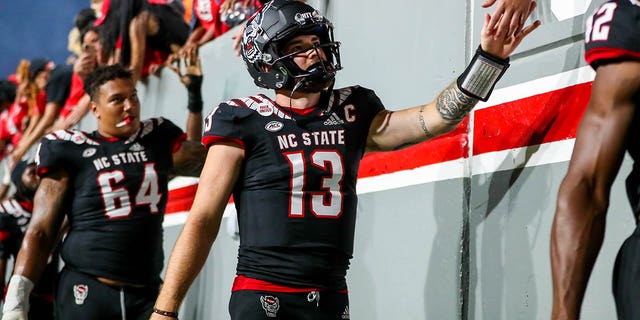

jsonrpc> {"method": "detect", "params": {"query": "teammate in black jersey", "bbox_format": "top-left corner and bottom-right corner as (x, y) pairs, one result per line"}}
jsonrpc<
(2, 51), (206, 320)
(551, 1), (640, 319)
(0, 161), (57, 320)
(151, 1), (539, 319)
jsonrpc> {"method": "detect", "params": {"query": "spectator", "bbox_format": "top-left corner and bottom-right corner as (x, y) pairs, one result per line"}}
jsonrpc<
(97, 0), (190, 82)
(229, 0), (297, 56)
(177, 0), (239, 55)
(150, 1), (539, 319)
(218, 0), (261, 28)
(0, 81), (17, 198)
(229, 0), (533, 56)
(0, 161), (57, 320)
(26, 59), (54, 92)
(0, 60), (51, 165)
(2, 59), (206, 319)
(0, 81), (16, 111)
(54, 26), (104, 130)
(18, 60), (52, 150)
(10, 26), (102, 165)
(67, 8), (98, 61)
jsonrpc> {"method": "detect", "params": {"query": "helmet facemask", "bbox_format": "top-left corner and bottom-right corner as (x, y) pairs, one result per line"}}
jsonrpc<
(276, 33), (341, 93)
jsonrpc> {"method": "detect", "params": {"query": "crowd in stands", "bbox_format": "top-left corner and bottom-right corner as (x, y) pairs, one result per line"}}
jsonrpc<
(0, 0), (263, 197)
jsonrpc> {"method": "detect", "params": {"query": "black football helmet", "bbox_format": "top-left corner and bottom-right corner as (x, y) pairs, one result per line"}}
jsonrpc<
(240, 0), (342, 92)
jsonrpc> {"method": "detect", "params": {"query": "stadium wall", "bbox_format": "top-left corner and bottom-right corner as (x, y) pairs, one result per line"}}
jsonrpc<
(107, 0), (632, 319)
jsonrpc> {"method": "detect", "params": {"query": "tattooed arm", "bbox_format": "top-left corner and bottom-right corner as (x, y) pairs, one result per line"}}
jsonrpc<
(2, 171), (69, 318)
(366, 82), (477, 152)
(12, 170), (69, 284)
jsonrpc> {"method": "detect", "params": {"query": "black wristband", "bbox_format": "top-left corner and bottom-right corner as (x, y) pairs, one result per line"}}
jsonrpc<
(456, 46), (510, 102)
(187, 92), (203, 113)
(153, 307), (179, 319)
(186, 74), (203, 113)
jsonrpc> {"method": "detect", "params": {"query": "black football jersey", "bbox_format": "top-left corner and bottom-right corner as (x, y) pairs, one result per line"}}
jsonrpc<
(203, 86), (385, 289)
(0, 199), (31, 259)
(36, 117), (184, 285)
(584, 0), (640, 69)
(0, 199), (58, 296)
(584, 1), (640, 220)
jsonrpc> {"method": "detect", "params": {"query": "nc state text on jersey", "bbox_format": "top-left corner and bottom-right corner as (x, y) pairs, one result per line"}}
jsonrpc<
(277, 130), (345, 150)
(92, 151), (150, 170)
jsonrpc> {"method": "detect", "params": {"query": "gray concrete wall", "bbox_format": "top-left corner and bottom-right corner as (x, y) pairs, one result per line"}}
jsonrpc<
(101, 0), (634, 319)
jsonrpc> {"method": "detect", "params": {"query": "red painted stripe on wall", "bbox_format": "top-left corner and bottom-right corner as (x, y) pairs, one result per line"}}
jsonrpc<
(166, 184), (198, 213)
(165, 82), (592, 214)
(473, 82), (591, 156)
(166, 184), (236, 214)
(358, 118), (469, 178)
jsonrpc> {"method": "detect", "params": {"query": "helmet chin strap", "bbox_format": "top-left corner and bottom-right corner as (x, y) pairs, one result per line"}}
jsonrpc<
(287, 45), (336, 124)
(288, 77), (307, 123)
(288, 74), (334, 127)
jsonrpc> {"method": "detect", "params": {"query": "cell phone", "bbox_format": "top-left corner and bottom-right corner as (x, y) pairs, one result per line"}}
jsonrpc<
(83, 44), (96, 56)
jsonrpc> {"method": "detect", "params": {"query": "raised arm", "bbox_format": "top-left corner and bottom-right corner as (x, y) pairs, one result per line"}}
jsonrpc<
(2, 170), (69, 319)
(151, 143), (244, 320)
(11, 101), (62, 166)
(367, 6), (540, 152)
(128, 11), (153, 83)
(12, 55), (94, 165)
(169, 50), (206, 177)
(52, 94), (91, 131)
(550, 60), (640, 320)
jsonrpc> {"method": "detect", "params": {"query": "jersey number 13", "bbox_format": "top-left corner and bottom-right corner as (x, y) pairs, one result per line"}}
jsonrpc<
(284, 150), (344, 219)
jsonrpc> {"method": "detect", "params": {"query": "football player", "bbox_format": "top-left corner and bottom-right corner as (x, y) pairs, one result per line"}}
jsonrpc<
(151, 1), (539, 319)
(2, 50), (206, 320)
(0, 161), (57, 320)
(551, 1), (640, 319)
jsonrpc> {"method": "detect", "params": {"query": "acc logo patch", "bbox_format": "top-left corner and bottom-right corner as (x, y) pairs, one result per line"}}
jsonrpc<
(265, 121), (284, 132)
(73, 284), (88, 305)
(260, 295), (279, 318)
(82, 148), (97, 158)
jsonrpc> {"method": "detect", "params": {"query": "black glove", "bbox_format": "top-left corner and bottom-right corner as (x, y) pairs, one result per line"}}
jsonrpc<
(186, 74), (203, 113)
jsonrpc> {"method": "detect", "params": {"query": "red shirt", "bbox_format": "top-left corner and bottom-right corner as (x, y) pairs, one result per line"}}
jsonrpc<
(59, 72), (85, 119)
(194, 0), (232, 37)
(0, 102), (28, 146)
(29, 90), (47, 116)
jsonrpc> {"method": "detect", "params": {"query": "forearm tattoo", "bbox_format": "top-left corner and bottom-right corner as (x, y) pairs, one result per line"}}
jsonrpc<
(436, 82), (479, 123)
(418, 105), (434, 139)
